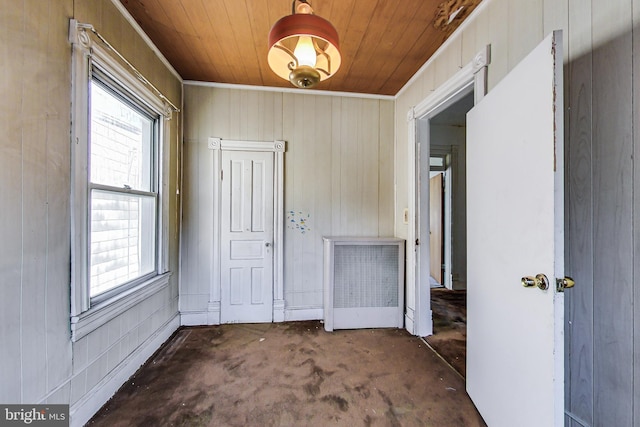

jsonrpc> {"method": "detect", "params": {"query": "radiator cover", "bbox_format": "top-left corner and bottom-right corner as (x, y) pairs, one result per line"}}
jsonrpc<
(323, 237), (405, 331)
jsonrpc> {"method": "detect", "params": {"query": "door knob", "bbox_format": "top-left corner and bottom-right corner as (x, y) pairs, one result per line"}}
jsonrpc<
(265, 242), (271, 247)
(556, 277), (575, 292)
(521, 274), (549, 290)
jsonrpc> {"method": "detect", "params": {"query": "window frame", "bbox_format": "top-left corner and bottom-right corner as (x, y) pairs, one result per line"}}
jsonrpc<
(70, 25), (171, 341)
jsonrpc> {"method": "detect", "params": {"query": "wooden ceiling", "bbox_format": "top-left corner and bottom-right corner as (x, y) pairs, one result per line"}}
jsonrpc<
(119, 0), (482, 96)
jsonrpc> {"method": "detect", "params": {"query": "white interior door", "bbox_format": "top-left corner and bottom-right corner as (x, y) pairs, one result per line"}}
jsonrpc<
(466, 31), (564, 427)
(429, 173), (443, 284)
(220, 150), (274, 323)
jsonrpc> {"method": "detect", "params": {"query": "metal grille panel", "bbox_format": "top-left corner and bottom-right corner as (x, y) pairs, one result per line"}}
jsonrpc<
(333, 245), (399, 308)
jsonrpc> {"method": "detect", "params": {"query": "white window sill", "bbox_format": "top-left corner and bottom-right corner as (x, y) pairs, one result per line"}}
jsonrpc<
(70, 272), (172, 342)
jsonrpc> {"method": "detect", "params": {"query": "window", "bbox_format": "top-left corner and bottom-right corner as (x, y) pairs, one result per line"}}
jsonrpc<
(70, 22), (172, 341)
(89, 75), (159, 300)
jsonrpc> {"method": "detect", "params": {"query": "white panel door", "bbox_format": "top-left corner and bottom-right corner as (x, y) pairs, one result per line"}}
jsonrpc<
(466, 31), (564, 426)
(221, 151), (274, 323)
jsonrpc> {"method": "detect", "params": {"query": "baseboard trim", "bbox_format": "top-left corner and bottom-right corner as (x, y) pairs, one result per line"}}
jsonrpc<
(284, 307), (323, 322)
(405, 307), (415, 335)
(180, 303), (221, 326)
(180, 311), (209, 326)
(69, 314), (180, 427)
(273, 299), (285, 322)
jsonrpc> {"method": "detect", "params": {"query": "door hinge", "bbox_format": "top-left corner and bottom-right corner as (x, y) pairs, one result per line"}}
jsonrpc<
(415, 238), (420, 246)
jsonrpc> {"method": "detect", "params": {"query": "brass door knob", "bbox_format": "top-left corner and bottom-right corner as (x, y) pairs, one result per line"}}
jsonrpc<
(556, 277), (575, 292)
(521, 274), (549, 290)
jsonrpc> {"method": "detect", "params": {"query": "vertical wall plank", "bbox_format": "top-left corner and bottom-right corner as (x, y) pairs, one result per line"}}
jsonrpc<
(434, 34), (462, 88)
(331, 97), (343, 235)
(45, 0), (74, 393)
(566, 0), (594, 423)
(461, 5), (490, 66)
(0, 0), (24, 404)
(21, 0), (55, 402)
(378, 100), (395, 236)
(359, 99), (381, 234)
(633, 0), (640, 425)
(591, 0), (634, 425)
(507, 0), (544, 70)
(542, 0), (568, 54)
(487, 0), (509, 90)
(282, 93), (296, 305)
(310, 95), (334, 303)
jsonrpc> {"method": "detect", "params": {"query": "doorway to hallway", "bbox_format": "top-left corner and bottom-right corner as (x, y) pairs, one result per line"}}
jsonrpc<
(419, 91), (473, 376)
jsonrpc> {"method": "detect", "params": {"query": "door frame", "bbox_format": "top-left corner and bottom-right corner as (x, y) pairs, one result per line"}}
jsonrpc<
(405, 47), (490, 336)
(428, 151), (453, 290)
(208, 137), (286, 324)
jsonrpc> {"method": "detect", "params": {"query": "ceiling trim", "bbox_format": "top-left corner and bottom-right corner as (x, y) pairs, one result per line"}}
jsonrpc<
(184, 80), (396, 101)
(396, 0), (490, 99)
(110, 0), (183, 82)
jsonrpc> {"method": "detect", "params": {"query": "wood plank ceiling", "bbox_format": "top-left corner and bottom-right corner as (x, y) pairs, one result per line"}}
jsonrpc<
(119, 0), (482, 96)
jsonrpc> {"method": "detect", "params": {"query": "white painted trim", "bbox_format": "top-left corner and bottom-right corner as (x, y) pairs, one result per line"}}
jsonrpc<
(208, 138), (286, 323)
(395, 0), (491, 99)
(210, 144), (221, 325)
(406, 107), (418, 335)
(413, 64), (476, 119)
(404, 306), (415, 335)
(273, 145), (285, 322)
(405, 47), (490, 337)
(69, 314), (180, 427)
(184, 80), (395, 100)
(180, 311), (209, 326)
(109, 0), (182, 82)
(71, 273), (171, 341)
(207, 301), (221, 325)
(69, 23), (174, 324)
(284, 308), (323, 322)
(179, 302), (221, 326)
(443, 163), (453, 290)
(208, 137), (285, 153)
(552, 30), (566, 427)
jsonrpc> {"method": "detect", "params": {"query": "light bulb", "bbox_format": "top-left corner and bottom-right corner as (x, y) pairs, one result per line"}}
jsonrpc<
(293, 36), (317, 67)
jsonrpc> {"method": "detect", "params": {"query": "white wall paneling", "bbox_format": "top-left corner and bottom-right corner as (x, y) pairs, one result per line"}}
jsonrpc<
(395, 0), (640, 424)
(0, 1), (182, 425)
(182, 86), (395, 317)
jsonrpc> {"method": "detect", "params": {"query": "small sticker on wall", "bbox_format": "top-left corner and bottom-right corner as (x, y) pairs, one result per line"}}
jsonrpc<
(287, 210), (311, 234)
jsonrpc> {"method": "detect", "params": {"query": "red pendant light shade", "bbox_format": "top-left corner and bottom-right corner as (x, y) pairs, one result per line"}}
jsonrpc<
(267, 1), (341, 89)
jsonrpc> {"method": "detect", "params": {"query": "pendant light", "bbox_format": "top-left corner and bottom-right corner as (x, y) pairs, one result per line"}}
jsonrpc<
(267, 0), (341, 89)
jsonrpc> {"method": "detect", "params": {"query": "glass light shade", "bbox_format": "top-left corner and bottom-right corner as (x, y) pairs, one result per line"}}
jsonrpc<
(293, 35), (317, 67)
(268, 13), (340, 88)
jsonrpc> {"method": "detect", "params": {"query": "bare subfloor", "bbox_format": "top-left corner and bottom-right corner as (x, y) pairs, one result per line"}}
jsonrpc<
(88, 321), (485, 426)
(426, 289), (467, 377)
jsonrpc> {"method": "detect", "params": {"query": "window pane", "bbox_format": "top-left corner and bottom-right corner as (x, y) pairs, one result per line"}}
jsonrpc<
(90, 81), (153, 191)
(90, 190), (156, 297)
(430, 156), (444, 167)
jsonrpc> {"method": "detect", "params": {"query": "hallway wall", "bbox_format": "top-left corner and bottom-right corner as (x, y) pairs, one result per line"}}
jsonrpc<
(395, 0), (639, 425)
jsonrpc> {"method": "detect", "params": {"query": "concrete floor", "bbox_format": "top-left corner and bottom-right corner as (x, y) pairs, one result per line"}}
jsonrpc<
(88, 321), (484, 426)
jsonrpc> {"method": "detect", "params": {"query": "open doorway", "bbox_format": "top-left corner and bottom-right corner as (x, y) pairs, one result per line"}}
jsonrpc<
(419, 90), (473, 377)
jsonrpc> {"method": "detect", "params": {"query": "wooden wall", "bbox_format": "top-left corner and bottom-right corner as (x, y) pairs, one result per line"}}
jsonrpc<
(181, 86), (394, 318)
(0, 1), (182, 425)
(395, 0), (638, 425)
